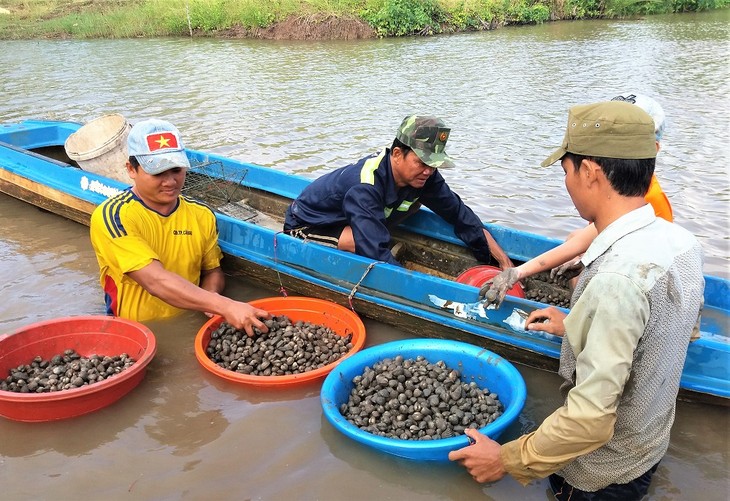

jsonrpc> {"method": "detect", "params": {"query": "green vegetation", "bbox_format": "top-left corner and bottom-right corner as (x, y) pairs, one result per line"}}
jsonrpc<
(0, 0), (727, 39)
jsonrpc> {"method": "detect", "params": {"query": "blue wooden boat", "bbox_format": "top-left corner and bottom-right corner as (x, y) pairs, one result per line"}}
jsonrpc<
(1, 119), (727, 405)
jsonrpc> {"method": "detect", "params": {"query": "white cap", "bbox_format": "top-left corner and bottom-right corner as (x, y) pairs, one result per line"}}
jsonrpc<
(127, 119), (191, 174)
(610, 93), (666, 141)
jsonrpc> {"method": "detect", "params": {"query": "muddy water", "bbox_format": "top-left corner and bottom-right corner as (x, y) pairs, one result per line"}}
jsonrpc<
(1, 196), (728, 500)
(0, 12), (728, 278)
(1, 10), (729, 499)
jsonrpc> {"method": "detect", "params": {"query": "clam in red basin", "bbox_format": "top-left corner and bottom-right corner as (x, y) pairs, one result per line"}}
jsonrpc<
(456, 265), (526, 298)
(195, 296), (366, 387)
(0, 316), (157, 423)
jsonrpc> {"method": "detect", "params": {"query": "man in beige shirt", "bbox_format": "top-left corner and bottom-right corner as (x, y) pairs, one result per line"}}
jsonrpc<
(449, 101), (704, 500)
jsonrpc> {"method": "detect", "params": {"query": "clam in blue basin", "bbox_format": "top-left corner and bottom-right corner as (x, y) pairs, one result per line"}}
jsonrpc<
(320, 338), (527, 462)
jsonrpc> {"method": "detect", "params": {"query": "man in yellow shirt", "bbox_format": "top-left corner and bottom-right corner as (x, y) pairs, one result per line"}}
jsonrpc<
(89, 119), (270, 335)
(450, 102), (704, 500)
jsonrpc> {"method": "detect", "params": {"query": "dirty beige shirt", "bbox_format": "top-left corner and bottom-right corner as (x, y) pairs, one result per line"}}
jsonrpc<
(501, 204), (704, 490)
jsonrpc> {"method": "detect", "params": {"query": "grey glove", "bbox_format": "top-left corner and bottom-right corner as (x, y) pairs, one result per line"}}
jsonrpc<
(478, 267), (520, 308)
(550, 258), (584, 281)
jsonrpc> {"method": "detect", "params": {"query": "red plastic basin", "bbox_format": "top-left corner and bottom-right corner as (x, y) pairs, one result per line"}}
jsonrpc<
(455, 265), (525, 298)
(0, 316), (157, 422)
(195, 296), (366, 387)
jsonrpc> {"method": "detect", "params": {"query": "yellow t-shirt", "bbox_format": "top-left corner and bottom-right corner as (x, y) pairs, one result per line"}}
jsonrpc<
(89, 190), (223, 322)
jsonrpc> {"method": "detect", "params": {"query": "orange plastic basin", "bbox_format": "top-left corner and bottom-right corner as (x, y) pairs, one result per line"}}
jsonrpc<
(0, 316), (157, 422)
(195, 296), (366, 387)
(455, 265), (525, 298)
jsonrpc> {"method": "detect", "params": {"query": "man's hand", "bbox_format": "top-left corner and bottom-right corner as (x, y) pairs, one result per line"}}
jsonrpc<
(550, 257), (584, 281)
(448, 428), (506, 483)
(496, 255), (515, 271)
(204, 291), (220, 318)
(481, 229), (514, 271)
(222, 301), (272, 337)
(525, 306), (567, 336)
(478, 267), (521, 308)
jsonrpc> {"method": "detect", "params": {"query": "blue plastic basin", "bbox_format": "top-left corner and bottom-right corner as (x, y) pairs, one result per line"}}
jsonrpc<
(320, 338), (527, 462)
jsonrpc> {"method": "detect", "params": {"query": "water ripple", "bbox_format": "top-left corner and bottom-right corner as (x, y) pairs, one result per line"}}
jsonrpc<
(1, 12), (728, 276)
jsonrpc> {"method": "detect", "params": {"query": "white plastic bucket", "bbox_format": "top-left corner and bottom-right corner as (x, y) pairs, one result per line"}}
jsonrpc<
(64, 114), (131, 183)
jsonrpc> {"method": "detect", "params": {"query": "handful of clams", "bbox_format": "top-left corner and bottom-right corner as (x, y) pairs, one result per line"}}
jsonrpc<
(340, 355), (503, 440)
(1, 349), (136, 393)
(206, 315), (353, 376)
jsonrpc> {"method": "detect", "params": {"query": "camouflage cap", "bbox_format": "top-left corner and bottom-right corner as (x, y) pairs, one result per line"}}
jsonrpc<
(541, 101), (657, 167)
(396, 115), (455, 169)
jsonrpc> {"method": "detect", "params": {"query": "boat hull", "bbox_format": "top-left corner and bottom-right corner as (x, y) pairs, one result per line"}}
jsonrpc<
(1, 119), (727, 405)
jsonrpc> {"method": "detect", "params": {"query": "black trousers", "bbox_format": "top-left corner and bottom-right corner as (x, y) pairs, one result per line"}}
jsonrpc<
(549, 462), (660, 501)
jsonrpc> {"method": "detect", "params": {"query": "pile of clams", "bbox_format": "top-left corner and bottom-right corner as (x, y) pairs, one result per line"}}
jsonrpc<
(206, 315), (353, 376)
(340, 355), (503, 440)
(523, 271), (572, 308)
(1, 349), (136, 393)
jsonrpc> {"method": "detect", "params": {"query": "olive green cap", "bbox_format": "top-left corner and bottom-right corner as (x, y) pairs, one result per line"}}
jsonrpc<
(396, 115), (455, 169)
(541, 101), (658, 167)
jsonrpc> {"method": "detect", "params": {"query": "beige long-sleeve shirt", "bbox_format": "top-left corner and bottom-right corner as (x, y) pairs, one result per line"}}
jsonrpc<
(501, 205), (704, 490)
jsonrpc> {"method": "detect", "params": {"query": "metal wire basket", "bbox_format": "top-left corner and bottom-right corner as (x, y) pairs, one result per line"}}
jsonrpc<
(182, 160), (258, 221)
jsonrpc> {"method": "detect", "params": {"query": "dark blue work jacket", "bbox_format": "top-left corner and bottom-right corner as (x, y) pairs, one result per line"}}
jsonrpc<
(284, 148), (491, 266)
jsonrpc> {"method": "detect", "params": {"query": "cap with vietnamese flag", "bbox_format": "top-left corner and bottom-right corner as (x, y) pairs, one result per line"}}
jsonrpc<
(127, 119), (191, 174)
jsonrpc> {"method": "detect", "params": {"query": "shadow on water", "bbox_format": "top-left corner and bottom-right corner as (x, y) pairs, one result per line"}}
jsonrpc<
(318, 411), (497, 499)
(0, 376), (153, 458)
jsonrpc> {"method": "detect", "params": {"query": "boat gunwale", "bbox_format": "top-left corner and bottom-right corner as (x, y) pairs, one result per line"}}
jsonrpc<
(1, 119), (727, 405)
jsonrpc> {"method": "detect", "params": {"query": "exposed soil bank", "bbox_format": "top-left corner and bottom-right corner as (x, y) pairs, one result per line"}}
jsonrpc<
(218, 14), (377, 40)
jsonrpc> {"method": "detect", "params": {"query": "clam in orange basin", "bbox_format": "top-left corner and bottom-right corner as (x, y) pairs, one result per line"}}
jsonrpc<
(195, 296), (366, 387)
(0, 316), (157, 422)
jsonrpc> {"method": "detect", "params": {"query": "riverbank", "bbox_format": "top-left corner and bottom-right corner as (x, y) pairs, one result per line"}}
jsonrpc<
(0, 0), (727, 40)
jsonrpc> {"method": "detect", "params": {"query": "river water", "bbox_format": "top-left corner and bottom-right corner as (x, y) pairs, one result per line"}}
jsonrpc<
(1, 11), (728, 500)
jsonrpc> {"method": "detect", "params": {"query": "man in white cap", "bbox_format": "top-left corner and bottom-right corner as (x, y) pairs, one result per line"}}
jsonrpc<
(479, 93), (674, 307)
(610, 92), (672, 221)
(89, 119), (270, 335)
